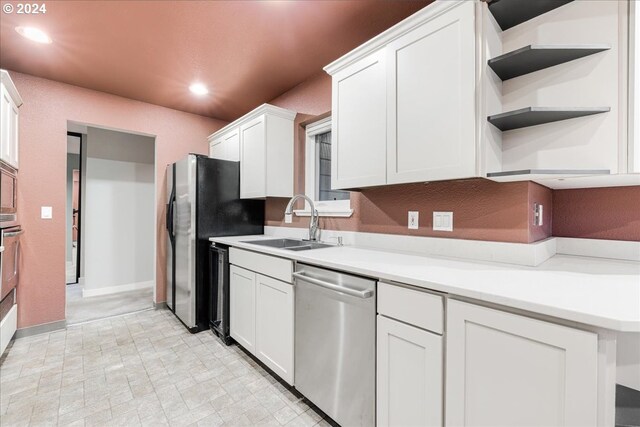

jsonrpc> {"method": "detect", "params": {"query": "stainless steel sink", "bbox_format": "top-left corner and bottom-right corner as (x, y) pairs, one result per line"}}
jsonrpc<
(285, 242), (332, 251)
(242, 239), (332, 251)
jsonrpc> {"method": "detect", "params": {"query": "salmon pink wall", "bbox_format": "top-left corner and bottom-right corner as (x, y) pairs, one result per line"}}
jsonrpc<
(553, 186), (640, 241)
(11, 71), (227, 329)
(266, 72), (552, 244)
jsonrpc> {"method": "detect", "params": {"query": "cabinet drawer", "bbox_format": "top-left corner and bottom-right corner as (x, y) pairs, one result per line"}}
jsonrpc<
(378, 282), (443, 334)
(230, 247), (293, 283)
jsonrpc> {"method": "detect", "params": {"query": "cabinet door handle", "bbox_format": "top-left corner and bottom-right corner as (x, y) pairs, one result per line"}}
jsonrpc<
(292, 272), (373, 299)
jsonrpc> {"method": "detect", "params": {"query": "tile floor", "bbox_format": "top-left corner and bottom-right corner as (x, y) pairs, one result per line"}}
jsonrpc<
(0, 309), (328, 427)
(65, 284), (154, 325)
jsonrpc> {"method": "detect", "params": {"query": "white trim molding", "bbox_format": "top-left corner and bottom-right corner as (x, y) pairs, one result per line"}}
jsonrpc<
(300, 116), (353, 218)
(82, 280), (154, 298)
(207, 103), (296, 143)
(324, 1), (468, 75)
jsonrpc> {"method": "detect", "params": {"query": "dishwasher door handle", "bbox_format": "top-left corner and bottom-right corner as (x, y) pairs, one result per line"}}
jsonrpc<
(292, 272), (374, 299)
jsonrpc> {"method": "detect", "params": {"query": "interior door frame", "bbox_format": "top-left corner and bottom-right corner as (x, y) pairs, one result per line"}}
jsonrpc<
(67, 131), (83, 284)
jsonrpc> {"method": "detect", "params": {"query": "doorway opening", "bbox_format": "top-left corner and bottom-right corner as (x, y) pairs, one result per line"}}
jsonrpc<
(65, 122), (156, 324)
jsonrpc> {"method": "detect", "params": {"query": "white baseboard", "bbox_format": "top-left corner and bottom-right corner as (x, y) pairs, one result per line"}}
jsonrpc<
(264, 226), (557, 267)
(82, 280), (154, 298)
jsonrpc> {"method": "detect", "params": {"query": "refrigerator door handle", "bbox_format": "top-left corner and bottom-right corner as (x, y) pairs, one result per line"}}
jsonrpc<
(166, 192), (176, 237)
(171, 201), (177, 237)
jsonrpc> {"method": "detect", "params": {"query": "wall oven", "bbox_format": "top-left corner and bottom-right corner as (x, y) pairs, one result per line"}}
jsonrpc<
(1, 226), (22, 303)
(0, 162), (18, 229)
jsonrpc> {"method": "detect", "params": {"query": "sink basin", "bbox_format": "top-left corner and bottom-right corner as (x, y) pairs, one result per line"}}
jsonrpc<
(242, 238), (332, 251)
(243, 238), (308, 248)
(284, 242), (332, 251)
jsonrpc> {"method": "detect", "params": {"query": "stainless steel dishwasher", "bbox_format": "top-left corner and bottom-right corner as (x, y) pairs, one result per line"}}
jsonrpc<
(293, 263), (376, 427)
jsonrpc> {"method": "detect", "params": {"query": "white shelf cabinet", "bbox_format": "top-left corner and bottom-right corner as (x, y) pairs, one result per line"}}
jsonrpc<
(209, 126), (239, 161)
(229, 265), (256, 353)
(1, 70), (22, 170)
(445, 299), (599, 426)
(255, 274), (294, 384)
(386, 0), (476, 185)
(376, 315), (443, 427)
(331, 50), (387, 189)
(482, 0), (636, 189)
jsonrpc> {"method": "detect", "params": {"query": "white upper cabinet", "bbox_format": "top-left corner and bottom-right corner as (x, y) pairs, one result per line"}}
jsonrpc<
(240, 116), (267, 198)
(446, 300), (598, 427)
(326, 0), (638, 189)
(208, 104), (295, 199)
(209, 126), (239, 161)
(386, 1), (476, 184)
(0, 70), (22, 170)
(325, 1), (477, 189)
(331, 51), (387, 189)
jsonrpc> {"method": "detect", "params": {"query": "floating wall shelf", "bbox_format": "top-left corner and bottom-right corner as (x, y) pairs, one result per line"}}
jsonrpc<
(486, 169), (610, 182)
(487, 107), (610, 131)
(488, 0), (574, 31)
(488, 45), (610, 81)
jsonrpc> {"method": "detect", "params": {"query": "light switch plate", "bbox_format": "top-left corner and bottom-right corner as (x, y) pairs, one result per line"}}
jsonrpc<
(433, 211), (453, 231)
(41, 206), (53, 219)
(408, 211), (419, 229)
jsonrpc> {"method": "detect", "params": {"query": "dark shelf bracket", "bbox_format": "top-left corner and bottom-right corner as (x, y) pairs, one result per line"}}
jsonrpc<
(488, 45), (610, 81)
(488, 0), (574, 31)
(487, 107), (610, 132)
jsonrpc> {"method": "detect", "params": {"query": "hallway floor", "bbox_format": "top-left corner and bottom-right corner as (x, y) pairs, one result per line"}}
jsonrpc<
(0, 309), (327, 427)
(65, 284), (154, 325)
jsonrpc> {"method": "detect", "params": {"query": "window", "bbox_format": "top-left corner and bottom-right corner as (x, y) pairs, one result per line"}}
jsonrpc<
(315, 131), (349, 202)
(299, 117), (353, 217)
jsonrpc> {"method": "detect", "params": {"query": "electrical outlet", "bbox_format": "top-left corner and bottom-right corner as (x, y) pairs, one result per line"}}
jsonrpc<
(408, 211), (419, 229)
(41, 206), (52, 219)
(284, 213), (293, 224)
(533, 203), (544, 226)
(433, 211), (453, 231)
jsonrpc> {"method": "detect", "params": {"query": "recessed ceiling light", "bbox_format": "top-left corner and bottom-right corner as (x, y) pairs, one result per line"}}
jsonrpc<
(189, 83), (209, 96)
(15, 26), (52, 44)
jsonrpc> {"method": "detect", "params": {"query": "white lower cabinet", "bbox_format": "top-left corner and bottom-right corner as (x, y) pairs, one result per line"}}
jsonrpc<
(445, 300), (598, 427)
(377, 315), (443, 427)
(255, 274), (294, 384)
(229, 265), (256, 353)
(229, 250), (295, 386)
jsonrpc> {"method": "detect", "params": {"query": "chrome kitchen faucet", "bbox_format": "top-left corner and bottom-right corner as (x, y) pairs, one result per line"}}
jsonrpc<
(284, 194), (319, 241)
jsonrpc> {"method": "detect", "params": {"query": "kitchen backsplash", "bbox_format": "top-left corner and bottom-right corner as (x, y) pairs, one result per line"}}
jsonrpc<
(266, 179), (552, 244)
(553, 186), (640, 242)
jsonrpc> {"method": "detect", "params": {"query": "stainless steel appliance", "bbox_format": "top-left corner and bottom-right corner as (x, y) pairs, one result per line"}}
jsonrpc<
(209, 243), (231, 344)
(293, 264), (376, 426)
(0, 226), (22, 303)
(0, 162), (18, 229)
(165, 154), (264, 333)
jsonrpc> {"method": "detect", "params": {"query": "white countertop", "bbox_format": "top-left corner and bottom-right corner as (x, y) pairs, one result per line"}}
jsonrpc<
(211, 235), (640, 332)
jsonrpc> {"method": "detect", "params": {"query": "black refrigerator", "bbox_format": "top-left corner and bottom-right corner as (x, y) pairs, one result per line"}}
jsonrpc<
(166, 154), (264, 333)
